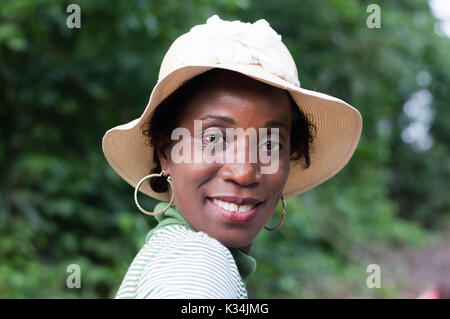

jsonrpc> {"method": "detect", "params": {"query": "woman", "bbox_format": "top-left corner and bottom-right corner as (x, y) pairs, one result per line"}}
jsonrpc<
(102, 15), (362, 298)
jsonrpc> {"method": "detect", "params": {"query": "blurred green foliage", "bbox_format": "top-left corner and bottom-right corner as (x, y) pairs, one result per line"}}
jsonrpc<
(1, 0), (449, 298)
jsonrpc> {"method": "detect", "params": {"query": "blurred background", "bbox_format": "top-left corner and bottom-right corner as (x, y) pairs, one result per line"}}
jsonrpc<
(1, 0), (449, 298)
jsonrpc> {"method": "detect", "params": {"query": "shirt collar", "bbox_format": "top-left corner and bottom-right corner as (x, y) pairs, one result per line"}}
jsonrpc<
(146, 201), (256, 281)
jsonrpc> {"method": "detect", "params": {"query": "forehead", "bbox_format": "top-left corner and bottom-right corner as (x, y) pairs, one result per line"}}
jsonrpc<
(179, 71), (292, 125)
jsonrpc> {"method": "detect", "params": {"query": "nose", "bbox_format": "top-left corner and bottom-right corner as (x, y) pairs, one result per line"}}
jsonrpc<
(219, 162), (262, 187)
(218, 133), (263, 186)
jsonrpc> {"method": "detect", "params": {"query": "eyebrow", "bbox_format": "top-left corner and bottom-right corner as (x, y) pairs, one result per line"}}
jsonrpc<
(200, 115), (236, 124)
(264, 120), (289, 131)
(199, 115), (289, 131)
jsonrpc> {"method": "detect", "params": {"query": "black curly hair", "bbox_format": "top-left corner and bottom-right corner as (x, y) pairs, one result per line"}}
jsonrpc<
(142, 69), (316, 193)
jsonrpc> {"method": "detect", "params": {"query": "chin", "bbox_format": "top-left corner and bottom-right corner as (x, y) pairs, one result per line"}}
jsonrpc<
(213, 228), (256, 250)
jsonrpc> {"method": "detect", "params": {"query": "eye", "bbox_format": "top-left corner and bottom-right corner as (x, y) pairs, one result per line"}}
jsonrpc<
(260, 140), (282, 152)
(202, 128), (224, 145)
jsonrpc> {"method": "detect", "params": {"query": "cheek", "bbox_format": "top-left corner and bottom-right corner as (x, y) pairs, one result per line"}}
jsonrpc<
(172, 162), (218, 183)
(280, 154), (292, 182)
(169, 162), (219, 203)
(269, 149), (291, 179)
(263, 153), (291, 201)
(167, 136), (221, 186)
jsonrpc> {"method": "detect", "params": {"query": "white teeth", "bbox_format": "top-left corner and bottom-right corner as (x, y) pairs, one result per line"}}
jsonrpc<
(212, 199), (256, 213)
(239, 204), (252, 212)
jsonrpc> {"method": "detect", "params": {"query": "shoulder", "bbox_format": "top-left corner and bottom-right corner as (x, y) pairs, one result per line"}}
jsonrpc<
(136, 225), (244, 298)
(146, 225), (236, 266)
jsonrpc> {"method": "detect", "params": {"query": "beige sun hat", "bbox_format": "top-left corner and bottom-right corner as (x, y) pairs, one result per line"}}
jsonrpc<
(102, 15), (362, 202)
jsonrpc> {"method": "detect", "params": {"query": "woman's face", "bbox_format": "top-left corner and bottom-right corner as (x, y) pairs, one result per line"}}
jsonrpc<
(159, 72), (292, 253)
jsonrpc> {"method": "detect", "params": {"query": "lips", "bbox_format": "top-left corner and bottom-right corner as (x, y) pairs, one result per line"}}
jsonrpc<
(207, 196), (264, 223)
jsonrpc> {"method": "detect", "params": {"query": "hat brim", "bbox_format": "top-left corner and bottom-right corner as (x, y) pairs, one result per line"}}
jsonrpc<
(102, 63), (362, 202)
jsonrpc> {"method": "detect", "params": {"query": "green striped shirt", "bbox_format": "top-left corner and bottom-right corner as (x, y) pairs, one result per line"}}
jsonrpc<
(115, 202), (256, 299)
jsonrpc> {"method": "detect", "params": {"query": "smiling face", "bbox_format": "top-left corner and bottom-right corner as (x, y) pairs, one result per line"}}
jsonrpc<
(158, 71), (292, 253)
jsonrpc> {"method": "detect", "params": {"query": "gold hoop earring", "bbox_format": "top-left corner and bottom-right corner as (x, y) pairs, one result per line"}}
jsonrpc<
(264, 196), (286, 231)
(134, 170), (174, 216)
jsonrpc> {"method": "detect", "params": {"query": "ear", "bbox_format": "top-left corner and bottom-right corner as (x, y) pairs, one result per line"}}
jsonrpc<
(156, 146), (172, 176)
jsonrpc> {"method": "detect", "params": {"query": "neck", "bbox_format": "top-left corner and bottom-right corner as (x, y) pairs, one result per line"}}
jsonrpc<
(239, 243), (252, 255)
